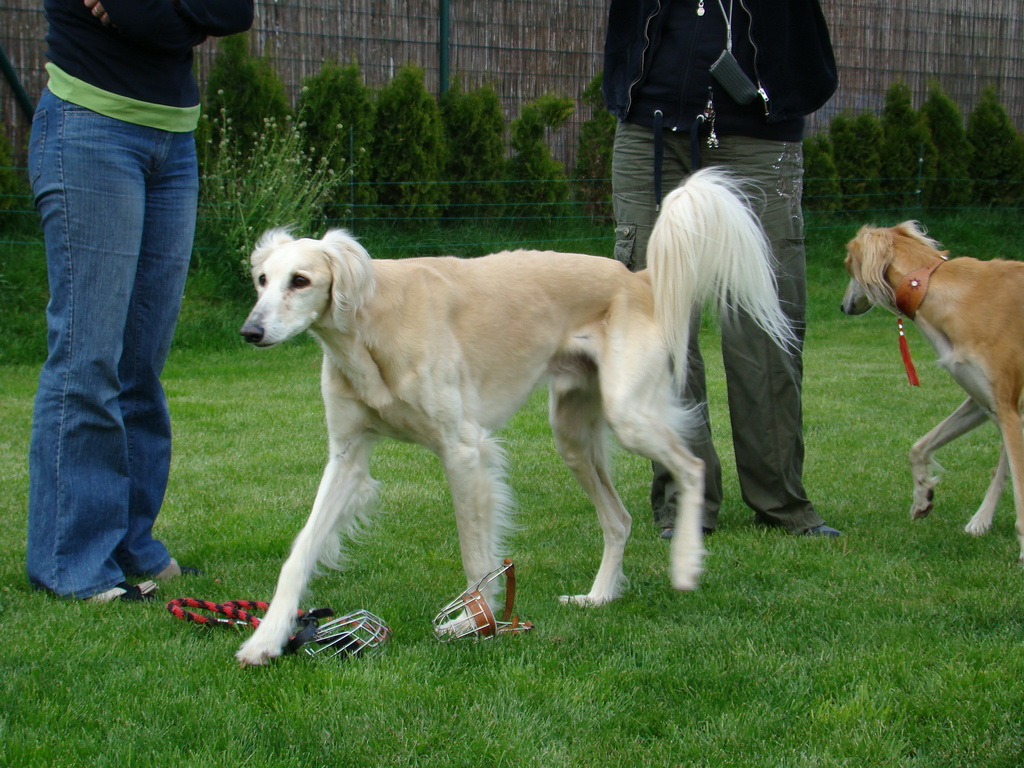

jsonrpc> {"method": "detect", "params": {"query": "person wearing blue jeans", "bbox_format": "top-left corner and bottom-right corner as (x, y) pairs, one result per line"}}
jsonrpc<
(27, 0), (253, 601)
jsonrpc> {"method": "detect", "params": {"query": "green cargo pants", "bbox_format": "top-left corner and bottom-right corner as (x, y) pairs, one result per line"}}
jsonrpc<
(611, 121), (824, 534)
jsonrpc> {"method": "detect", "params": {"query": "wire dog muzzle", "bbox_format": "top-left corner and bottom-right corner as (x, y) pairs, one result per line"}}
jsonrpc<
(432, 559), (533, 641)
(305, 608), (391, 659)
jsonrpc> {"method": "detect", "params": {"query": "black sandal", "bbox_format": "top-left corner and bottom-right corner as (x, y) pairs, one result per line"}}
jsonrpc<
(86, 580), (158, 603)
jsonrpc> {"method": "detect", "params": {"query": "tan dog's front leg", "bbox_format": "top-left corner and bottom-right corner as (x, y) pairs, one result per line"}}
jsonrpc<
(908, 399), (988, 521)
(237, 438), (376, 666)
(908, 445), (939, 520)
(236, 541), (317, 666)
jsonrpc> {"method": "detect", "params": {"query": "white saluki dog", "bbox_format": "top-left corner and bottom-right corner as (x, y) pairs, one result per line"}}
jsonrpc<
(235, 168), (794, 666)
(842, 221), (1024, 562)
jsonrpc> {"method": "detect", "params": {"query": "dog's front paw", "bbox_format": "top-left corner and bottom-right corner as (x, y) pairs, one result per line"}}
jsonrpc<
(910, 489), (933, 519)
(558, 592), (617, 607)
(964, 516), (993, 536)
(910, 478), (937, 519)
(559, 594), (597, 606)
(236, 635), (284, 667)
(433, 613), (480, 639)
(670, 571), (701, 592)
(670, 547), (704, 592)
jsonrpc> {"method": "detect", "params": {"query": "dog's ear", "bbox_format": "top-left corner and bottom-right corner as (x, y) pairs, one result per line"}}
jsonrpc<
(321, 229), (376, 331)
(851, 226), (897, 306)
(251, 228), (295, 272)
(896, 220), (942, 251)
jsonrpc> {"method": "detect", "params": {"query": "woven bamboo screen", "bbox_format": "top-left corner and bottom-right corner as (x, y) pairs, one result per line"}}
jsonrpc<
(2, 0), (1022, 165)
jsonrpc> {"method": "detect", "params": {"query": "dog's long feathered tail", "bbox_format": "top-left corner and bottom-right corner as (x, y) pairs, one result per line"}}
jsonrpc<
(647, 167), (797, 388)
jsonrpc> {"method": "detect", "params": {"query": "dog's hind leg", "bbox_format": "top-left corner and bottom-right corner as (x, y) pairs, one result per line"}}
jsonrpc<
(549, 376), (631, 606)
(236, 433), (376, 666)
(908, 398), (988, 520)
(619, 421), (706, 592)
(965, 445), (1008, 536)
(989, 391), (1024, 562)
(600, 365), (706, 591)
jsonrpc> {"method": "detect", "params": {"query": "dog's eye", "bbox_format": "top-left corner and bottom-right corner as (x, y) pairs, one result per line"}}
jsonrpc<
(258, 274), (267, 287)
(291, 274), (311, 289)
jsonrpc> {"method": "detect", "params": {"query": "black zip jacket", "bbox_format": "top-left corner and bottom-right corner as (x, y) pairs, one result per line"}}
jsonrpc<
(602, 0), (837, 140)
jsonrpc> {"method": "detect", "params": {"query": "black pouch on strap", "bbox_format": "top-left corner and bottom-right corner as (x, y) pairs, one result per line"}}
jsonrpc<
(709, 49), (757, 105)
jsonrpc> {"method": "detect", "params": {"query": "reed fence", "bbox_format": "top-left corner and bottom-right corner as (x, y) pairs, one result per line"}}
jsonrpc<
(2, 0), (1022, 170)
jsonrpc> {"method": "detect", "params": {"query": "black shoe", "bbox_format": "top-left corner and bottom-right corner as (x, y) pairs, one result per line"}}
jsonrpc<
(660, 526), (714, 539)
(154, 558), (204, 581)
(803, 523), (842, 537)
(86, 581), (158, 603)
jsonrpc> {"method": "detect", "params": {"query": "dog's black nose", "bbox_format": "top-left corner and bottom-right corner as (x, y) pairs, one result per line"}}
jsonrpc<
(240, 324), (264, 344)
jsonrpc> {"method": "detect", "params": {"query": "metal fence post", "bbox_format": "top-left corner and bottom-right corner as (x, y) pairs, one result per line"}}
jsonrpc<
(1, 42), (35, 122)
(439, 0), (450, 97)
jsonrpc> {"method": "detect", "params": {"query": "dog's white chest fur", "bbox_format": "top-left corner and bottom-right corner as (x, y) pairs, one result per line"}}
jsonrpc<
(943, 357), (995, 413)
(921, 323), (995, 411)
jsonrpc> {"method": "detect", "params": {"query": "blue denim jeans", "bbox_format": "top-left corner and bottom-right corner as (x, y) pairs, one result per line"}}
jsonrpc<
(27, 90), (198, 598)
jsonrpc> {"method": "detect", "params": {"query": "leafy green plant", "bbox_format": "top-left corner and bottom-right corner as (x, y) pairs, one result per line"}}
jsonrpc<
(370, 64), (448, 222)
(440, 78), (507, 221)
(921, 81), (973, 209)
(0, 238), (47, 364)
(507, 94), (574, 220)
(0, 130), (31, 234)
(296, 61), (377, 224)
(194, 112), (344, 301)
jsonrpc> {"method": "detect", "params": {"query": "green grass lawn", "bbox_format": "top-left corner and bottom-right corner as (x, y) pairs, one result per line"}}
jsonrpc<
(2, 217), (1023, 766)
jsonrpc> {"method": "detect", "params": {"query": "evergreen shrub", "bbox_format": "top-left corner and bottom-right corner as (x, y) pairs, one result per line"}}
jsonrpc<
(199, 34), (290, 167)
(440, 79), (507, 221)
(506, 94), (574, 220)
(967, 86), (1024, 206)
(830, 111), (883, 213)
(802, 134), (842, 213)
(880, 81), (936, 210)
(371, 64), (448, 222)
(296, 62), (377, 224)
(921, 82), (973, 209)
(573, 74), (616, 219)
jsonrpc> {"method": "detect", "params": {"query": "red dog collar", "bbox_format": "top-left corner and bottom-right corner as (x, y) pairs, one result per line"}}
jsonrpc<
(894, 257), (947, 319)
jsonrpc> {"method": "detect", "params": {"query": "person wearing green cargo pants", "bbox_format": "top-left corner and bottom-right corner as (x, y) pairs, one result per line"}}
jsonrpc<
(613, 126), (839, 536)
(602, 0), (841, 538)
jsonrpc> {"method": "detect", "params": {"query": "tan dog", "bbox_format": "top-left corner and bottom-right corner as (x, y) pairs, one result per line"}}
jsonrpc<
(234, 168), (794, 665)
(842, 221), (1024, 562)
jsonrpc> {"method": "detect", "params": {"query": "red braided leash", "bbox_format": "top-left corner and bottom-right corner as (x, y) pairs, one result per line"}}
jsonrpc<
(166, 598), (334, 652)
(166, 598), (278, 628)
